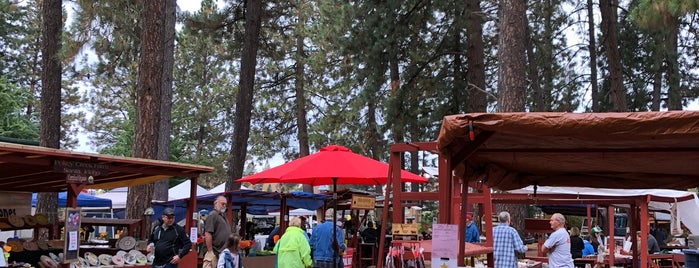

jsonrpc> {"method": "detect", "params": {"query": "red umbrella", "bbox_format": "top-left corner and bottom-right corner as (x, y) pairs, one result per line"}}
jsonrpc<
(237, 144), (427, 185)
(237, 145), (427, 268)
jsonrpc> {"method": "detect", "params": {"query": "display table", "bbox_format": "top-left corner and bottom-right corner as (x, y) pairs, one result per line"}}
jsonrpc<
(649, 253), (684, 268)
(414, 240), (493, 260)
(8, 249), (62, 267)
(243, 255), (276, 267)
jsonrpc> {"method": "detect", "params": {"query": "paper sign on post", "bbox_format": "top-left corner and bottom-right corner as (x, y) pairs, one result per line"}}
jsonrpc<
(190, 227), (198, 243)
(431, 224), (459, 268)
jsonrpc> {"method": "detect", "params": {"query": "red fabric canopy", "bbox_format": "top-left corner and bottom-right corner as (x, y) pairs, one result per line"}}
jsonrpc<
(237, 145), (427, 186)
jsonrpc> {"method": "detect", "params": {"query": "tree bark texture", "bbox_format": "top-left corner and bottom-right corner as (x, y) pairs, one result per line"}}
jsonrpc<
(652, 35), (663, 111)
(294, 18), (312, 193)
(587, 0), (599, 112)
(37, 0), (62, 226)
(226, 0), (263, 191)
(153, 0), (177, 201)
(599, 0), (626, 112)
(495, 0), (529, 232)
(128, 0), (168, 219)
(525, 23), (543, 112)
(664, 17), (681, 110)
(497, 0), (527, 112)
(466, 0), (487, 113)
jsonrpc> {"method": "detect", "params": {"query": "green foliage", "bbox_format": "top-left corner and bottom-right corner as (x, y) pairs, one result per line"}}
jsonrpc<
(0, 77), (39, 139)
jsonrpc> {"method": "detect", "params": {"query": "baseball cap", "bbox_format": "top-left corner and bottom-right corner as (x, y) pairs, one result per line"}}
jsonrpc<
(466, 214), (472, 221)
(163, 208), (175, 216)
(199, 209), (209, 216)
(591, 226), (603, 234)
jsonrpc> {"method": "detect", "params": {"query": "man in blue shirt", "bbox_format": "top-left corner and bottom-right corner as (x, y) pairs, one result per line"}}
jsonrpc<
(493, 211), (528, 268)
(310, 220), (346, 268)
(464, 214), (481, 243)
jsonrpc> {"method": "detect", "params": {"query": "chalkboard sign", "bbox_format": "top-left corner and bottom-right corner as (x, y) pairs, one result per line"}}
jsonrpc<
(63, 208), (81, 263)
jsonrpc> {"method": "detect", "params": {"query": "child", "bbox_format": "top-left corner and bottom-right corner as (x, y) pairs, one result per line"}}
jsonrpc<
(217, 234), (243, 268)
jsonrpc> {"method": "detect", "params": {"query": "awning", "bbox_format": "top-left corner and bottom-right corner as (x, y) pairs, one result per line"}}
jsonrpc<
(437, 112), (699, 190)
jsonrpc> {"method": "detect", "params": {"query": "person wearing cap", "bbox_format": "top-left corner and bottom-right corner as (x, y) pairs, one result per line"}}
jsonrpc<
(588, 226), (604, 253)
(542, 213), (574, 268)
(464, 214), (481, 243)
(147, 208), (192, 268)
(198, 209), (209, 234)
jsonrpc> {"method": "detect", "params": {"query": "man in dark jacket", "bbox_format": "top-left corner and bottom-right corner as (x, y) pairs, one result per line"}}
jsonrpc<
(147, 208), (192, 268)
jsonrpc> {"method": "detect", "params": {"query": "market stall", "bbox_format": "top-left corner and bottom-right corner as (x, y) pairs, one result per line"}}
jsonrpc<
(380, 111), (699, 268)
(0, 142), (213, 267)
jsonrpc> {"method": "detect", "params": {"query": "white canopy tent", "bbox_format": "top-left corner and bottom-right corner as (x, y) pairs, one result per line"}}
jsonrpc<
(209, 182), (248, 194)
(168, 180), (211, 200)
(507, 186), (699, 234)
(97, 181), (212, 209)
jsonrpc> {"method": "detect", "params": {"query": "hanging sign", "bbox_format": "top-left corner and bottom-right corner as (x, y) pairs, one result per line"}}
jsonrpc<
(350, 195), (375, 210)
(392, 223), (418, 235)
(54, 160), (108, 184)
(53, 160), (109, 176)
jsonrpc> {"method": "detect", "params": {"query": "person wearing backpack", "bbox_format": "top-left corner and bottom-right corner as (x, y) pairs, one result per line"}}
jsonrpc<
(216, 234), (243, 268)
(147, 208), (192, 268)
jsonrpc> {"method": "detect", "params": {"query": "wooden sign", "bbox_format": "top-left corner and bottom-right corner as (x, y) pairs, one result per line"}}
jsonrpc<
(392, 223), (418, 235)
(53, 160), (109, 176)
(66, 174), (94, 184)
(350, 195), (375, 210)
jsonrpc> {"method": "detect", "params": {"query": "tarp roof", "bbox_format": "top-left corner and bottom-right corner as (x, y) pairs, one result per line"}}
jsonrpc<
(0, 142), (213, 192)
(437, 112), (699, 191)
(31, 192), (112, 208)
(505, 186), (699, 234)
(153, 189), (331, 213)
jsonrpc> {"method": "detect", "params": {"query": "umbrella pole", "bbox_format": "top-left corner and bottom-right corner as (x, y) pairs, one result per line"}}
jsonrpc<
(333, 177), (338, 268)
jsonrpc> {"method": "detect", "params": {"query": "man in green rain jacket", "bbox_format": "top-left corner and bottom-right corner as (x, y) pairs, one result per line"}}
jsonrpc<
(273, 217), (312, 268)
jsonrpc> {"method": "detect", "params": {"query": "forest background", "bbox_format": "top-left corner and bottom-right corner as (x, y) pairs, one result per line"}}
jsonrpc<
(1, 0), (698, 229)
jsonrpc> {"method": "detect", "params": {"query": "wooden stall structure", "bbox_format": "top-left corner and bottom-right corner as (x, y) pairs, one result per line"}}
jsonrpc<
(426, 111), (699, 268)
(378, 142), (495, 268)
(0, 142), (213, 267)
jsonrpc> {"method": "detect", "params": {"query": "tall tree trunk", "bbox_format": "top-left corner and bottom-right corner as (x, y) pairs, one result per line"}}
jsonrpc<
(226, 0), (262, 190)
(154, 0), (177, 201)
(541, 0), (555, 111)
(599, 0), (626, 112)
(664, 17), (681, 110)
(366, 73), (381, 195)
(226, 0), (263, 229)
(127, 0), (169, 220)
(525, 23), (543, 112)
(389, 57), (404, 143)
(497, 0), (527, 112)
(37, 0), (62, 229)
(587, 0), (600, 112)
(651, 34), (663, 111)
(466, 0), (486, 112)
(496, 0), (528, 232)
(293, 7), (312, 193)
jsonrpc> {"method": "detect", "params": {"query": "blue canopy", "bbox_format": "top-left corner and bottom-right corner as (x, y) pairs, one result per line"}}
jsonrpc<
(151, 189), (330, 218)
(32, 192), (113, 208)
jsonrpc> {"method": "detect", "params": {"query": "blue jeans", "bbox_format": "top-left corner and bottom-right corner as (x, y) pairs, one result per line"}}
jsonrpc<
(313, 258), (343, 268)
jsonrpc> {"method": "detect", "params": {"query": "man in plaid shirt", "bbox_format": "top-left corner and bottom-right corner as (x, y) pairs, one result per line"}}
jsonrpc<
(492, 211), (528, 268)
